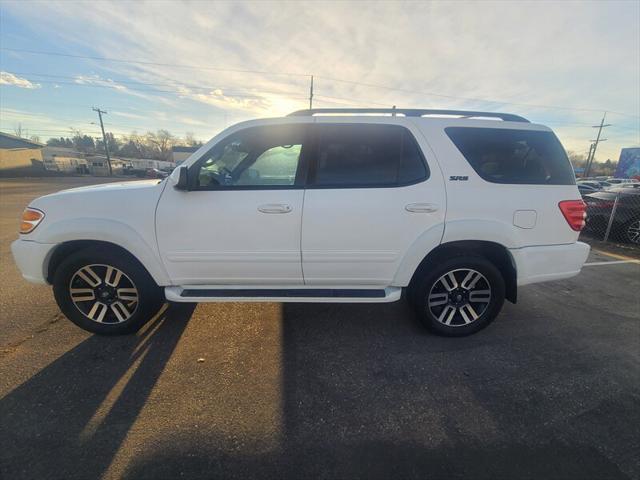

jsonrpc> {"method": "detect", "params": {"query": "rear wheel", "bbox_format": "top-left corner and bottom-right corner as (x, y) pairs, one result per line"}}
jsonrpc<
(411, 255), (505, 336)
(53, 247), (164, 335)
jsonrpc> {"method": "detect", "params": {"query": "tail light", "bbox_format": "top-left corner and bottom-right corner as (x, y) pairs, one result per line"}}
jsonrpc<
(558, 200), (586, 231)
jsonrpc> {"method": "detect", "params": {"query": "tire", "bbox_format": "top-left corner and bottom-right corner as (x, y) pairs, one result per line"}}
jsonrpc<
(410, 255), (505, 336)
(52, 246), (164, 335)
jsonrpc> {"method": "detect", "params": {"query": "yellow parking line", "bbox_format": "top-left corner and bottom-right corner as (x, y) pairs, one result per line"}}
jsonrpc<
(592, 248), (640, 262)
(584, 260), (640, 266)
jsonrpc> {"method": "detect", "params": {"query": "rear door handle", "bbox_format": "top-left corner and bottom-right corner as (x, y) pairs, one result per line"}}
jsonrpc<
(405, 203), (439, 213)
(258, 204), (292, 214)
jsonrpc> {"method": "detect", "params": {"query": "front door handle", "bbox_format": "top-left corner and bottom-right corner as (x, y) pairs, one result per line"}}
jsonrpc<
(258, 204), (292, 214)
(405, 203), (439, 213)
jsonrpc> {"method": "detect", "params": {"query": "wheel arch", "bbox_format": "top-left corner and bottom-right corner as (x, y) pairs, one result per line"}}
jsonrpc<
(46, 239), (166, 286)
(407, 240), (518, 304)
(39, 219), (170, 286)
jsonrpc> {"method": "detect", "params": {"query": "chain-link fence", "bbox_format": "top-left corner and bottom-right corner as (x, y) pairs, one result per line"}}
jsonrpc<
(581, 187), (640, 247)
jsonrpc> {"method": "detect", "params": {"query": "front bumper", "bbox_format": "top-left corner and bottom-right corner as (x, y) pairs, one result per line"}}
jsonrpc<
(510, 241), (590, 286)
(11, 239), (57, 284)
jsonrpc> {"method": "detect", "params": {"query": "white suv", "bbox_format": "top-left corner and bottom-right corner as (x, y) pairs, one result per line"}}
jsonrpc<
(11, 108), (590, 336)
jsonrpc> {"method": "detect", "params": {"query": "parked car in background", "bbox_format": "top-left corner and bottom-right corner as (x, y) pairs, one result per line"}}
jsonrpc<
(576, 180), (602, 190)
(604, 178), (639, 187)
(580, 177), (613, 189)
(584, 189), (640, 244)
(146, 168), (169, 179)
(578, 183), (599, 196)
(609, 183), (640, 192)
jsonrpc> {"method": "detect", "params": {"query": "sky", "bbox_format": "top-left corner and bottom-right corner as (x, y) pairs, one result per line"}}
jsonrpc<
(0, 0), (638, 162)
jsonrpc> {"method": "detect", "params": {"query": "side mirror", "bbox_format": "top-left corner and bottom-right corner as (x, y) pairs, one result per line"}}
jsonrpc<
(172, 165), (189, 190)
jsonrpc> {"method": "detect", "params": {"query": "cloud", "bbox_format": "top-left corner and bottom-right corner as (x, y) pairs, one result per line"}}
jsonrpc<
(72, 74), (177, 106)
(0, 71), (41, 89)
(5, 2), (638, 114)
(176, 86), (270, 113)
(0, 108), (90, 138)
(74, 74), (127, 91)
(174, 116), (210, 127)
(111, 111), (147, 120)
(1, 1), (638, 158)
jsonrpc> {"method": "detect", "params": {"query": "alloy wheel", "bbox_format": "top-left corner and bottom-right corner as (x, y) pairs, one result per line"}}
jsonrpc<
(626, 220), (640, 245)
(69, 264), (139, 323)
(427, 268), (491, 327)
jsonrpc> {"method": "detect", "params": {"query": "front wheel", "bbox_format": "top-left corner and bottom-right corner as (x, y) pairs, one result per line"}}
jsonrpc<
(53, 247), (164, 335)
(411, 256), (505, 336)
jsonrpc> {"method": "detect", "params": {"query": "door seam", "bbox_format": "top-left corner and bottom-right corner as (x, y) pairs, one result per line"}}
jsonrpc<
(300, 188), (307, 285)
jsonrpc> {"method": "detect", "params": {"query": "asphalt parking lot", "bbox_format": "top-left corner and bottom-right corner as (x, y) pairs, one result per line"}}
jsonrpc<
(1, 177), (639, 480)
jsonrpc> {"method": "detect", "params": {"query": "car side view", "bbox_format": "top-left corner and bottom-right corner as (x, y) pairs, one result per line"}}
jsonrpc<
(11, 108), (590, 336)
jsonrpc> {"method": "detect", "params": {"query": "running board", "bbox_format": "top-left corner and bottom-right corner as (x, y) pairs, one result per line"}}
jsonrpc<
(165, 286), (402, 303)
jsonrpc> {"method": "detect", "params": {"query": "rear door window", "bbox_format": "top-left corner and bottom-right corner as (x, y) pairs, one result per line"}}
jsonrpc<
(445, 127), (575, 185)
(311, 124), (428, 187)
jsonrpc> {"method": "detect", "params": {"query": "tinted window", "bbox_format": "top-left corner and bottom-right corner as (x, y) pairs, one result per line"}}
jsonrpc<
(194, 125), (305, 189)
(313, 124), (428, 187)
(445, 127), (575, 185)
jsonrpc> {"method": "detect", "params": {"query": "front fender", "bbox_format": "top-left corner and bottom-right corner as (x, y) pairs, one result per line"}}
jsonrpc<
(34, 218), (170, 286)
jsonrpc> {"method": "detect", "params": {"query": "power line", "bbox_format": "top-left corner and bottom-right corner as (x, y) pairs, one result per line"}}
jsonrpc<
(0, 47), (310, 78)
(314, 94), (389, 107)
(8, 79), (309, 100)
(3, 47), (638, 117)
(29, 76), (636, 118)
(3, 129), (102, 134)
(315, 75), (640, 118)
(8, 71), (309, 98)
(3, 73), (391, 107)
(0, 109), (628, 141)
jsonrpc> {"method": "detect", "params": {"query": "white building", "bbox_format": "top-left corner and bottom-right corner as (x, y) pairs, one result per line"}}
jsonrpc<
(171, 146), (199, 165)
(42, 147), (88, 173)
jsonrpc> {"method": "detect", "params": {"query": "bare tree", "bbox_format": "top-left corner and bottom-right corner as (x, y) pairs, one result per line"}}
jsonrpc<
(184, 132), (198, 147)
(566, 150), (587, 169)
(13, 123), (26, 138)
(146, 129), (175, 160)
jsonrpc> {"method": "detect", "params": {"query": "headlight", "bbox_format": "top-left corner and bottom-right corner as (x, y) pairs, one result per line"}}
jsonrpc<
(20, 207), (45, 234)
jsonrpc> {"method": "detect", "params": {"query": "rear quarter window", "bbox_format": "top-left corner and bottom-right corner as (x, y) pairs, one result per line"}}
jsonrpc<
(445, 127), (575, 185)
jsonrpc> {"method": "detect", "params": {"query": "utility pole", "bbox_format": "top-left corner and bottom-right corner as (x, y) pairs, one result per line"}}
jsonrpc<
(92, 107), (113, 176)
(583, 143), (594, 178)
(584, 113), (611, 177)
(309, 75), (314, 110)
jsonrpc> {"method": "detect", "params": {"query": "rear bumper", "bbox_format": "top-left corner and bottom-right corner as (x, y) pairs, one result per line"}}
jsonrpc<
(510, 241), (590, 286)
(11, 239), (57, 284)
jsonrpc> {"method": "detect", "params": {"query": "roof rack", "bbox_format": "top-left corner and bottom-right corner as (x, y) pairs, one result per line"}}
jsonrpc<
(288, 108), (529, 123)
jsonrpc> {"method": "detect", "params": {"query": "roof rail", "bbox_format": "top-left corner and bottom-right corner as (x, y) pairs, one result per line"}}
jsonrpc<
(287, 108), (529, 123)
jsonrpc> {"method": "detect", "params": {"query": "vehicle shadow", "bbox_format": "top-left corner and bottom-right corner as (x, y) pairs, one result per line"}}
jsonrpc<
(1, 298), (631, 479)
(119, 299), (628, 479)
(0, 302), (196, 480)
